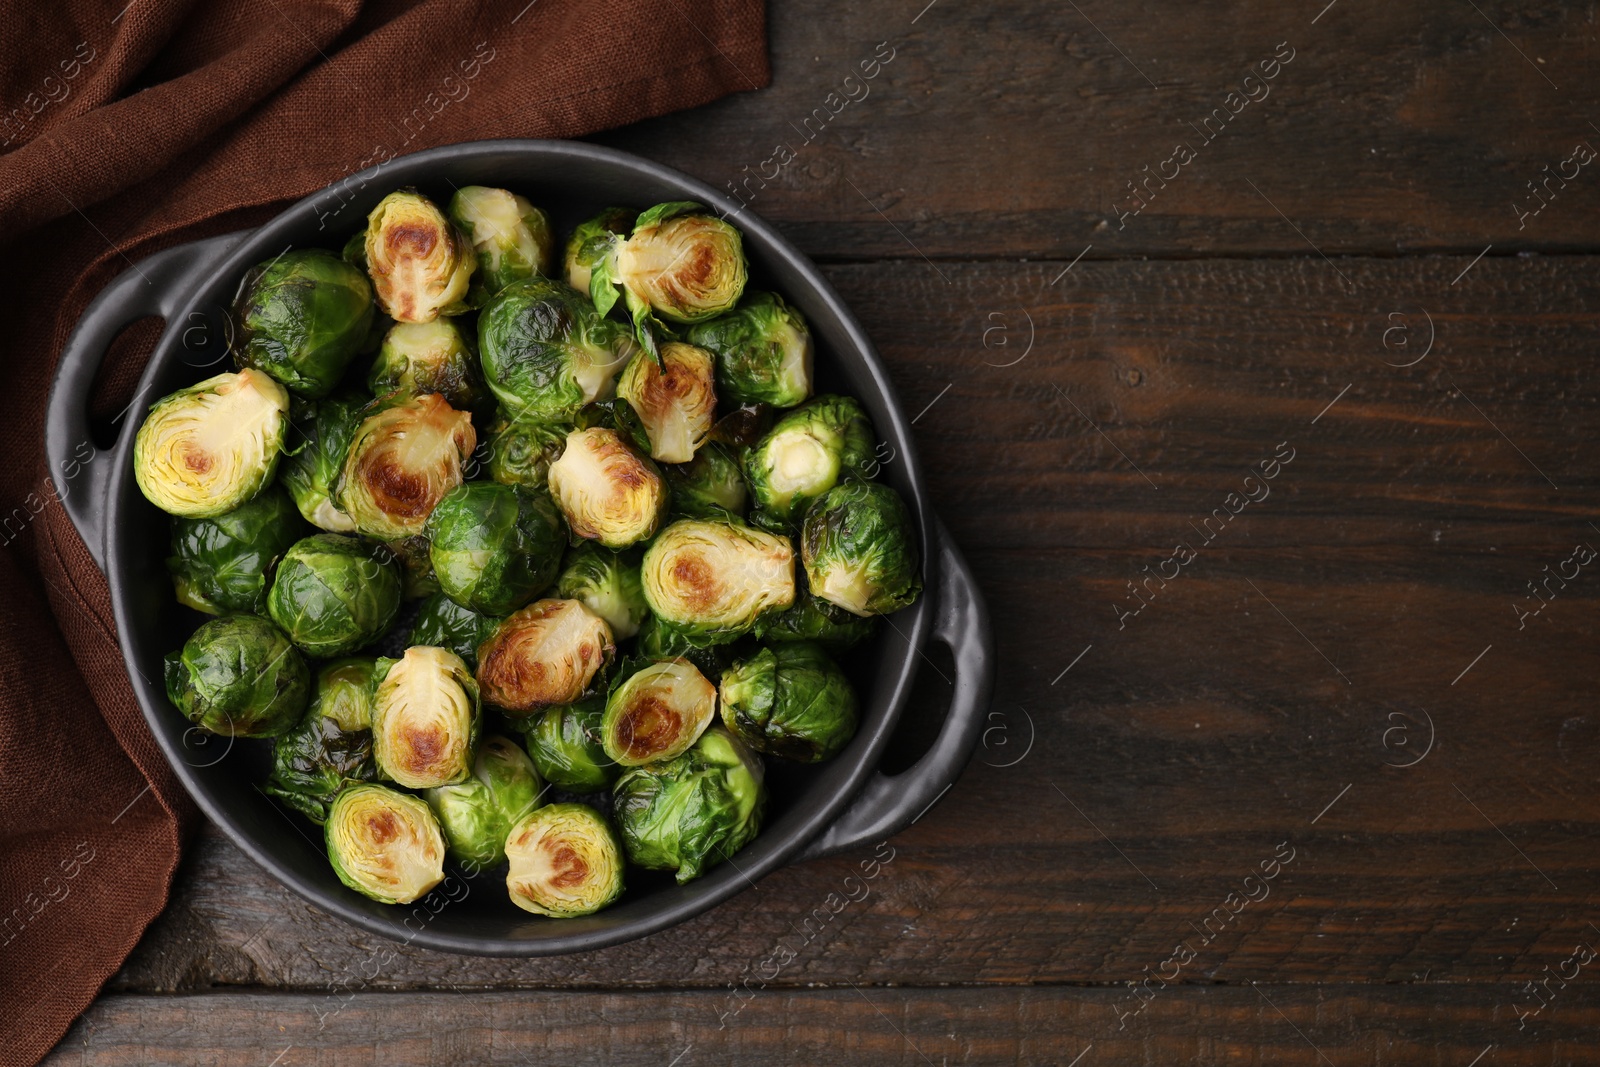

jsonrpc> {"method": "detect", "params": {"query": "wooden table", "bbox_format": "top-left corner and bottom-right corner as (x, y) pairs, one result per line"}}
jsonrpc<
(46, 2), (1600, 1063)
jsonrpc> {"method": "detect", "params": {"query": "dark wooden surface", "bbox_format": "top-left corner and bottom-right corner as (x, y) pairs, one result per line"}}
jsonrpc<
(45, 1), (1600, 1063)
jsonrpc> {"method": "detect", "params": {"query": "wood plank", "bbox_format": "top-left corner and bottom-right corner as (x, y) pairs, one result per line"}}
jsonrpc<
(588, 1), (1600, 258)
(45, 986), (1600, 1065)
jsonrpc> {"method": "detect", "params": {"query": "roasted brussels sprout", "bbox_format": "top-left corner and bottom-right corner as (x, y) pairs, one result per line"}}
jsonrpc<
(615, 342), (718, 464)
(280, 392), (365, 532)
(485, 413), (569, 490)
(266, 534), (403, 657)
(447, 186), (556, 301)
(613, 726), (765, 885)
(408, 591), (497, 666)
(478, 278), (635, 421)
(368, 319), (486, 411)
(370, 646), (481, 788)
(423, 734), (544, 870)
(593, 202), (747, 354)
(263, 658), (378, 823)
(664, 441), (747, 520)
(719, 642), (858, 762)
(326, 783), (445, 904)
(640, 519), (795, 643)
(336, 393), (476, 540)
(425, 483), (565, 616)
(134, 369), (289, 518)
(602, 658), (717, 767)
(383, 533), (439, 600)
(563, 207), (631, 295)
(554, 543), (648, 640)
(163, 614), (309, 738)
(232, 249), (374, 398)
(363, 189), (474, 323)
(686, 292), (812, 409)
(505, 802), (624, 917)
(518, 696), (617, 794)
(752, 587), (878, 651)
(476, 599), (613, 715)
(801, 480), (922, 617)
(744, 396), (874, 527)
(167, 486), (307, 615)
(634, 613), (741, 680)
(546, 427), (667, 549)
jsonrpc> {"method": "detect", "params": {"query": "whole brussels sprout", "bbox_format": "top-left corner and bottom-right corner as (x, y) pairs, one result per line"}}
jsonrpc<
(686, 292), (812, 409)
(424, 483), (565, 616)
(554, 543), (648, 639)
(232, 249), (375, 398)
(801, 480), (922, 617)
(408, 591), (498, 666)
(336, 393), (476, 541)
(744, 396), (874, 527)
(134, 369), (289, 518)
(563, 207), (631, 295)
(163, 614), (309, 738)
(368, 319), (486, 411)
(484, 413), (569, 491)
(615, 342), (718, 464)
(280, 392), (365, 532)
(635, 613), (741, 680)
(546, 427), (667, 549)
(752, 587), (878, 651)
(602, 658), (717, 767)
(167, 485), (308, 615)
(371, 646), (481, 788)
(476, 599), (613, 716)
(447, 186), (556, 302)
(640, 519), (795, 644)
(263, 658), (379, 823)
(383, 533), (439, 600)
(505, 802), (625, 917)
(518, 696), (618, 794)
(363, 189), (474, 323)
(719, 642), (858, 762)
(613, 726), (765, 885)
(478, 277), (635, 421)
(423, 734), (544, 870)
(664, 441), (747, 520)
(326, 783), (445, 904)
(266, 533), (403, 657)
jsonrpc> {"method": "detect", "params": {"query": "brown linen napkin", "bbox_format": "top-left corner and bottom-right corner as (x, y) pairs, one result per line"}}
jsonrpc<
(0, 2), (768, 1063)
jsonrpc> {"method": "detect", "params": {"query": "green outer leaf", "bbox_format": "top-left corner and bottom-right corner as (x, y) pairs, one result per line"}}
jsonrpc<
(408, 592), (498, 666)
(751, 586), (878, 651)
(517, 696), (617, 794)
(367, 319), (486, 411)
(800, 480), (922, 617)
(280, 392), (367, 532)
(685, 292), (813, 409)
(478, 278), (633, 420)
(424, 482), (566, 616)
(632, 201), (704, 229)
(267, 534), (403, 657)
(163, 614), (309, 738)
(423, 734), (543, 870)
(744, 395), (876, 528)
(167, 485), (308, 616)
(233, 249), (375, 399)
(718, 642), (859, 762)
(485, 414), (570, 491)
(663, 441), (747, 520)
(554, 543), (648, 639)
(262, 658), (378, 824)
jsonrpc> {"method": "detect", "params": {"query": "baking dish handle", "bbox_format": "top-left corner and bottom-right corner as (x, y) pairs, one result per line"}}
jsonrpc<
(797, 517), (992, 861)
(46, 232), (249, 572)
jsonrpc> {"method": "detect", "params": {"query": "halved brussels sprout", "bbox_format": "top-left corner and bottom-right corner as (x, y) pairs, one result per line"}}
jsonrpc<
(518, 696), (617, 794)
(167, 485), (307, 615)
(478, 278), (635, 421)
(263, 658), (378, 823)
(801, 480), (922, 617)
(326, 783), (445, 904)
(546, 427), (667, 549)
(371, 646), (481, 788)
(752, 587), (878, 651)
(368, 319), (486, 411)
(640, 519), (795, 643)
(424, 483), (565, 616)
(563, 207), (631, 295)
(336, 393), (476, 541)
(615, 342), (717, 464)
(719, 642), (858, 762)
(447, 186), (556, 302)
(476, 599), (613, 716)
(613, 726), (765, 885)
(384, 534), (439, 600)
(163, 614), (308, 738)
(134, 369), (289, 518)
(364, 189), (474, 323)
(664, 441), (747, 520)
(505, 802), (624, 917)
(744, 396), (874, 527)
(408, 591), (498, 666)
(485, 414), (569, 490)
(266, 533), (403, 657)
(602, 658), (717, 767)
(423, 734), (544, 870)
(554, 543), (648, 640)
(594, 203), (747, 354)
(686, 292), (812, 409)
(281, 392), (365, 532)
(232, 249), (375, 399)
